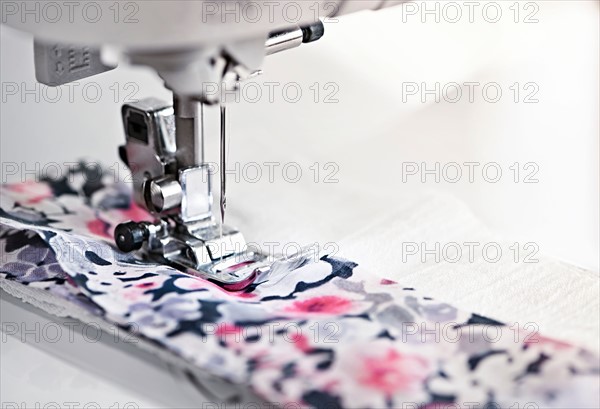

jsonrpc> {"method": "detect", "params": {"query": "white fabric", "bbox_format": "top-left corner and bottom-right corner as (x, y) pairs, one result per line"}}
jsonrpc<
(228, 184), (600, 353)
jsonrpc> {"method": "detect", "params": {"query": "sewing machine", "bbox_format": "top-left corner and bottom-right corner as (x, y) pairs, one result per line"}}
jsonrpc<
(3, 2), (600, 407)
(3, 0), (404, 289)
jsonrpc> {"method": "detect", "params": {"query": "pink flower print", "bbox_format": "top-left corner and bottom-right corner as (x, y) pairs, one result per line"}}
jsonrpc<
(87, 218), (112, 239)
(118, 202), (152, 223)
(359, 348), (429, 396)
(5, 181), (52, 204)
(284, 296), (352, 316)
(289, 333), (312, 352)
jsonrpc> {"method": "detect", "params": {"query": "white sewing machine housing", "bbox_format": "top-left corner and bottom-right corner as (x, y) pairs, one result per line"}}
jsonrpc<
(3, 0), (405, 289)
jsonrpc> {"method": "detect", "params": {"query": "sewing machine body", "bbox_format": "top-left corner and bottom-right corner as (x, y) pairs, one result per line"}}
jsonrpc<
(3, 0), (404, 289)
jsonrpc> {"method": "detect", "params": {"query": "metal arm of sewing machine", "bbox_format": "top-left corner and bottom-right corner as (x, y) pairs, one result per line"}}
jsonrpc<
(113, 23), (325, 290)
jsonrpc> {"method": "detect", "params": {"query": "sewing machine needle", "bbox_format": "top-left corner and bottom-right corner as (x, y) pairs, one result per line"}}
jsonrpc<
(220, 105), (227, 228)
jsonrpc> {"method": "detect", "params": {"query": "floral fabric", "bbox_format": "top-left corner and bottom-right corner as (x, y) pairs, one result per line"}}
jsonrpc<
(1, 166), (598, 409)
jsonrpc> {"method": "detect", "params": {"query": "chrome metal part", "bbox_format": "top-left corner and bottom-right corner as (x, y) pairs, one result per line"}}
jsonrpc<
(174, 96), (201, 168)
(180, 166), (212, 223)
(220, 105), (227, 227)
(116, 98), (265, 289)
(120, 99), (176, 209)
(265, 27), (303, 55)
(148, 177), (182, 213)
(109, 19), (332, 290)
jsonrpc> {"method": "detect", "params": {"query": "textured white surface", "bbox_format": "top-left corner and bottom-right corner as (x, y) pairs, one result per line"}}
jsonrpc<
(338, 193), (600, 353)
